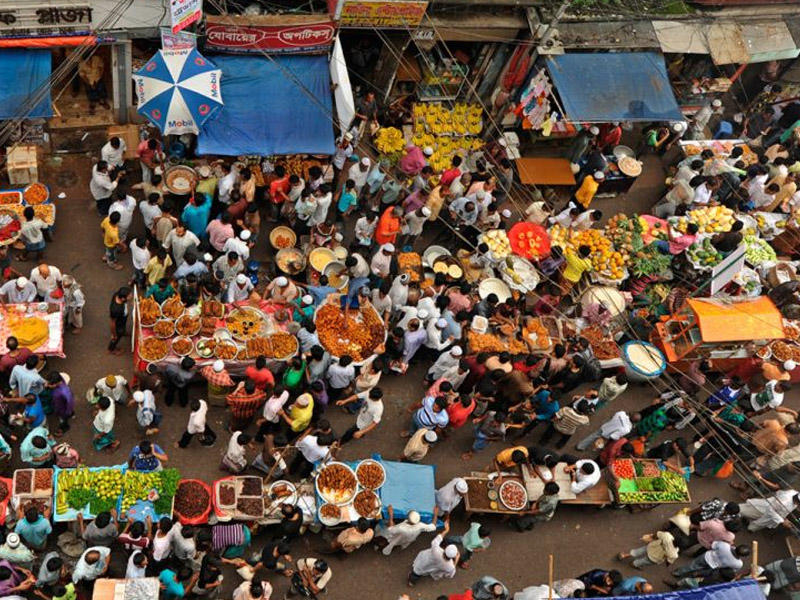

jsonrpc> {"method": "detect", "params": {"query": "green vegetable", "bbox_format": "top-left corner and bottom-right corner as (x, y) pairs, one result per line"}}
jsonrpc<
(66, 487), (93, 510)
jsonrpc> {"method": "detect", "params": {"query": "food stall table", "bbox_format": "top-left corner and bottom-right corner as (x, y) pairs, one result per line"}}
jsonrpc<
(0, 303), (64, 358)
(93, 578), (159, 600)
(516, 157), (576, 186)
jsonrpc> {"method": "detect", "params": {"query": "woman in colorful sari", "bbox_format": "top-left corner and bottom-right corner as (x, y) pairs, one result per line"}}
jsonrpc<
(92, 396), (119, 452)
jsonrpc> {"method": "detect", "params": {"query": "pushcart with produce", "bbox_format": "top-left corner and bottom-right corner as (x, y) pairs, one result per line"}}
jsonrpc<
(608, 459), (690, 504)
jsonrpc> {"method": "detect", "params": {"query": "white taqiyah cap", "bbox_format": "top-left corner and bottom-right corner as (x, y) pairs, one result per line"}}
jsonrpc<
(203, 253), (213, 262)
(275, 276), (288, 287)
(240, 229), (251, 241)
(5, 533), (19, 548)
(785, 360), (797, 371)
(712, 99), (723, 107)
(498, 138), (507, 147)
(451, 346), (463, 356)
(424, 429), (438, 443)
(421, 207), (432, 217)
(334, 233), (343, 242)
(133, 391), (144, 403)
(236, 273), (247, 284)
(302, 295), (313, 305)
(423, 146), (434, 156)
(589, 126), (599, 135)
(455, 478), (468, 493)
(296, 393), (311, 407)
(477, 190), (487, 200)
(673, 121), (687, 132)
(407, 510), (420, 524)
(501, 209), (512, 218)
(444, 545), (458, 558)
(197, 166), (211, 178)
(594, 171), (606, 180)
(343, 132), (353, 141)
(360, 156), (371, 166)
(417, 309), (429, 320)
(383, 243), (395, 253)
(436, 318), (447, 328)
(60, 372), (70, 385)
(213, 359), (224, 372)
(16, 276), (27, 287)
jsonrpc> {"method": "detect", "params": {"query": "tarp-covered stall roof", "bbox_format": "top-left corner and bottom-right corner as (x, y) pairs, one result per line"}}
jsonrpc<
(545, 52), (683, 123)
(686, 296), (785, 343)
(0, 49), (52, 120)
(198, 54), (335, 156)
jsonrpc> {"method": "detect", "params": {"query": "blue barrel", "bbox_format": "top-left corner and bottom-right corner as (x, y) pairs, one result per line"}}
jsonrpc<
(622, 341), (666, 382)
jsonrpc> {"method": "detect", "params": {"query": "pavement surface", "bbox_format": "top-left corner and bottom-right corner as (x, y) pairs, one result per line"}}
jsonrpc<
(6, 149), (794, 599)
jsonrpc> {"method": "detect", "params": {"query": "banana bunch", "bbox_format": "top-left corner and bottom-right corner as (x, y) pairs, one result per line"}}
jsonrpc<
(375, 127), (405, 155)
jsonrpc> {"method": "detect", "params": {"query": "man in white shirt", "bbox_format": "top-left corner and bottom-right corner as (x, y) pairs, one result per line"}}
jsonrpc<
(332, 133), (354, 184)
(0, 277), (36, 303)
(569, 459), (600, 495)
(89, 161), (121, 216)
(449, 197), (480, 226)
(29, 263), (62, 301)
(130, 238), (150, 288)
(216, 163), (237, 205)
(376, 507), (437, 555)
(222, 229), (252, 262)
(370, 243), (394, 279)
(348, 157), (371, 194)
(226, 274), (254, 303)
(291, 431), (335, 478)
(576, 410), (635, 451)
(94, 374), (130, 405)
(748, 380), (789, 413)
(338, 387), (384, 443)
(163, 224), (200, 267)
(108, 192), (137, 248)
(100, 137), (126, 172)
(409, 531), (458, 584)
(138, 194), (162, 232)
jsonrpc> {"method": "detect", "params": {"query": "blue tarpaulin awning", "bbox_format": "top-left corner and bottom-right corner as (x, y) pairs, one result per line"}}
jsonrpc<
(545, 52), (682, 123)
(0, 49), (52, 120)
(602, 580), (765, 600)
(198, 54), (335, 156)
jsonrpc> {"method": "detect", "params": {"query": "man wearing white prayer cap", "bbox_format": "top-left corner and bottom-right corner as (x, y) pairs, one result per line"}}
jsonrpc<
(0, 276), (36, 303)
(427, 345), (465, 382)
(222, 226), (253, 261)
(409, 524), (459, 584)
(423, 146), (434, 157)
(264, 274), (298, 304)
(376, 507), (437, 556)
(435, 477), (469, 513)
(226, 272), (254, 303)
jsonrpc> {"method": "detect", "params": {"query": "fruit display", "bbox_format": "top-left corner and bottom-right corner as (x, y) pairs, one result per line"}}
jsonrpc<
(605, 213), (647, 256)
(674, 206), (736, 234)
(743, 235), (777, 265)
(508, 223), (550, 260)
(687, 238), (723, 268)
(548, 224), (570, 249)
(628, 246), (672, 278)
(412, 103), (483, 172)
(611, 459), (634, 479)
(55, 467), (181, 519)
(481, 229), (512, 259)
(375, 127), (405, 157)
(316, 462), (357, 506)
(614, 461), (690, 504)
(499, 480), (528, 511)
(315, 302), (385, 362)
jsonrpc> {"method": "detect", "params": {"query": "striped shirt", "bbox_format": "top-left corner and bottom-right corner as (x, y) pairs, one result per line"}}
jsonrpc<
(553, 407), (590, 435)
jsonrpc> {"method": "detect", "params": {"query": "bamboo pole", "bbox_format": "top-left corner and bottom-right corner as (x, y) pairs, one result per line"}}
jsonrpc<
(751, 540), (758, 578)
(548, 554), (554, 600)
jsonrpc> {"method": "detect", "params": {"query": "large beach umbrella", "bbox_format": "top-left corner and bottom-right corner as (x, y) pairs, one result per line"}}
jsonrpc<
(133, 48), (223, 136)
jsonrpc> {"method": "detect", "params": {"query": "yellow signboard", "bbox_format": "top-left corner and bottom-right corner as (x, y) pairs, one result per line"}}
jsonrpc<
(339, 0), (428, 28)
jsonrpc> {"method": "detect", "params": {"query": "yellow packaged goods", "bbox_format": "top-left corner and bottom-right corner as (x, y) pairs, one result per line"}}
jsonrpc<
(12, 317), (48, 349)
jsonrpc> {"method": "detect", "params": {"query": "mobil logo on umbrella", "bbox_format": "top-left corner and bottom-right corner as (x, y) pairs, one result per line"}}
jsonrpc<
(132, 48), (223, 136)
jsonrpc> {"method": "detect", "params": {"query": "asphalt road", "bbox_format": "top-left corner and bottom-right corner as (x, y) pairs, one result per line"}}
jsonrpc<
(13, 152), (794, 600)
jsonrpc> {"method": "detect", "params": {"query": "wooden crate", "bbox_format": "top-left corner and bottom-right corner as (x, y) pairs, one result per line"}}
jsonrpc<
(6, 145), (38, 185)
(107, 124), (140, 160)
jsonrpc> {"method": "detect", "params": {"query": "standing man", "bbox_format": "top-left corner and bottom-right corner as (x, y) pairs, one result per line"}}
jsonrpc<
(136, 137), (163, 185)
(90, 161), (121, 217)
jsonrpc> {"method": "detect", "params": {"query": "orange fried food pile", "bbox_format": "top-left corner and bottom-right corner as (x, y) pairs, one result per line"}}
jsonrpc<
(316, 304), (384, 361)
(140, 297), (160, 326)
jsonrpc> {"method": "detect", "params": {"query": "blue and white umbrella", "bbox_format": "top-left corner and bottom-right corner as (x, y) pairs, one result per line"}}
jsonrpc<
(133, 48), (223, 136)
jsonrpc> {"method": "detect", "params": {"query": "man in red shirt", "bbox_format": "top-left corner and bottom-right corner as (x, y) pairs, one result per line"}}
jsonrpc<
(598, 122), (623, 153)
(245, 356), (275, 391)
(136, 138), (163, 184)
(439, 156), (463, 187)
(0, 336), (33, 380)
(268, 165), (290, 220)
(226, 379), (267, 430)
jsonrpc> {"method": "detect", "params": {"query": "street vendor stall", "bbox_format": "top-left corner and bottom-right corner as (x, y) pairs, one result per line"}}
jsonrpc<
(678, 139), (757, 164)
(409, 102), (483, 173)
(314, 297), (386, 366)
(313, 458), (436, 527)
(0, 183), (55, 230)
(212, 476), (316, 526)
(608, 458), (690, 504)
(0, 303), (64, 358)
(652, 296), (786, 372)
(133, 295), (299, 377)
(52, 465), (180, 523)
(12, 468), (53, 516)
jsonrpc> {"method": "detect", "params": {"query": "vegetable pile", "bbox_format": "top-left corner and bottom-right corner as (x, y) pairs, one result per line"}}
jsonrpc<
(615, 466), (689, 503)
(687, 238), (723, 268)
(628, 246), (672, 278)
(743, 235), (777, 265)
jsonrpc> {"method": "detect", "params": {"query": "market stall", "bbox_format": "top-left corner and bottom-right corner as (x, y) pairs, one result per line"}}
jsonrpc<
(608, 458), (690, 504)
(133, 296), (299, 377)
(314, 457), (436, 527)
(314, 297), (386, 366)
(0, 304), (64, 358)
(12, 468), (52, 516)
(652, 296), (786, 373)
(0, 183), (55, 239)
(52, 465), (180, 523)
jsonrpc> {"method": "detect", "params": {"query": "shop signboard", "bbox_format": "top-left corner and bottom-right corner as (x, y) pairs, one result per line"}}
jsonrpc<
(170, 0), (202, 34)
(161, 27), (197, 50)
(337, 0), (429, 29)
(0, 1), (93, 38)
(205, 16), (335, 54)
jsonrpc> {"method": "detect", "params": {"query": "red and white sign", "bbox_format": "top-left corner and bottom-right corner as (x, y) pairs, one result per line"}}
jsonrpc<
(205, 16), (336, 54)
(170, 0), (201, 33)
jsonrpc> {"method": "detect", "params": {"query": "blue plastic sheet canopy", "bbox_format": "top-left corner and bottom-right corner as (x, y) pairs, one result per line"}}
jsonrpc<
(198, 54), (335, 156)
(545, 52), (683, 123)
(0, 49), (52, 119)
(379, 460), (436, 523)
(600, 581), (765, 600)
